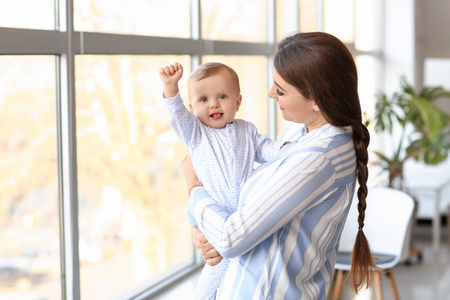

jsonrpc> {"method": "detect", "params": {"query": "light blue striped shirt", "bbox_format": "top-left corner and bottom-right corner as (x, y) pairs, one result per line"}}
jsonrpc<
(188, 123), (357, 300)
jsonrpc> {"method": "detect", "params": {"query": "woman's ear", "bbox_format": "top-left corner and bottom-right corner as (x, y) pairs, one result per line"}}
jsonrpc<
(312, 101), (320, 112)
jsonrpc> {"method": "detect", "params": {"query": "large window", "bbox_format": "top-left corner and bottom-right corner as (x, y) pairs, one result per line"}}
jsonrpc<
(0, 1), (382, 299)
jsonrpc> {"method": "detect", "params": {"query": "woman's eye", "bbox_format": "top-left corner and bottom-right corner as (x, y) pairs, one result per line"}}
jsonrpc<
(219, 94), (227, 100)
(276, 89), (284, 96)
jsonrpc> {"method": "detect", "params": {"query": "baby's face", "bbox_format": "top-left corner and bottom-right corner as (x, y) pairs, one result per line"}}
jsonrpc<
(188, 71), (242, 129)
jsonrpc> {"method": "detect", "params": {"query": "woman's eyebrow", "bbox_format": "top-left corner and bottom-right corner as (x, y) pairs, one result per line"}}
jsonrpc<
(274, 81), (287, 92)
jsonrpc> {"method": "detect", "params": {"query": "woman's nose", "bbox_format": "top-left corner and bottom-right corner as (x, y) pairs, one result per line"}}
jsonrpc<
(268, 85), (276, 98)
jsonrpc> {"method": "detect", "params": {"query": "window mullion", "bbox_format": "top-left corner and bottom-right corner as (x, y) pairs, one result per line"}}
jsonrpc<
(317, 0), (324, 31)
(59, 0), (81, 299)
(267, 0), (277, 140)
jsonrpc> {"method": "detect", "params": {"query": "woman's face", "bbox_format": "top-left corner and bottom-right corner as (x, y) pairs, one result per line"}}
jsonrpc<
(268, 69), (323, 127)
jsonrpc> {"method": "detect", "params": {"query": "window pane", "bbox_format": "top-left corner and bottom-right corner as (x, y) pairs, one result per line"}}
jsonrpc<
(0, 0), (55, 30)
(356, 55), (382, 118)
(324, 0), (354, 43)
(75, 55), (193, 299)
(276, 0), (288, 41)
(201, 0), (268, 42)
(355, 0), (381, 51)
(276, 0), (298, 42)
(202, 56), (269, 134)
(0, 56), (61, 299)
(299, 0), (318, 32)
(276, 108), (289, 140)
(74, 0), (190, 37)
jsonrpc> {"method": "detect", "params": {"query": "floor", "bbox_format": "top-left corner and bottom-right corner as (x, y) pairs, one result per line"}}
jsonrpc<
(153, 222), (450, 300)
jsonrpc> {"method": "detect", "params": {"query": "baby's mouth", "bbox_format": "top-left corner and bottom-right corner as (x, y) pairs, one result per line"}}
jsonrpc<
(210, 113), (223, 119)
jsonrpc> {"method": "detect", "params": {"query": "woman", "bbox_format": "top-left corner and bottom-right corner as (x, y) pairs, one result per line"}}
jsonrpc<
(181, 32), (376, 299)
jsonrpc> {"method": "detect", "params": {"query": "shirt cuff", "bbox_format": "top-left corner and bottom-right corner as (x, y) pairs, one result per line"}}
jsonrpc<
(187, 187), (209, 224)
(162, 92), (184, 108)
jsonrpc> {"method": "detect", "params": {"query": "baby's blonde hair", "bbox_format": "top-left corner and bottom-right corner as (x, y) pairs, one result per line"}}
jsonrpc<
(188, 62), (240, 94)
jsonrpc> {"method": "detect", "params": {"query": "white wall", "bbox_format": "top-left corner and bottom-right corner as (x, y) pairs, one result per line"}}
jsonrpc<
(418, 0), (450, 113)
(420, 0), (450, 59)
(384, 0), (450, 95)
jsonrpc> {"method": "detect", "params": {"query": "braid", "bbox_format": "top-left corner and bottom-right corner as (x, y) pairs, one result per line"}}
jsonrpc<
(349, 123), (377, 292)
(354, 123), (369, 230)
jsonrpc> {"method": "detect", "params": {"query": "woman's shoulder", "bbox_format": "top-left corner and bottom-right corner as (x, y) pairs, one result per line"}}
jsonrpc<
(292, 125), (351, 149)
(277, 125), (354, 165)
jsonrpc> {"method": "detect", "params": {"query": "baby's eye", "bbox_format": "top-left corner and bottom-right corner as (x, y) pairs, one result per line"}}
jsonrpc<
(219, 94), (227, 100)
(276, 89), (284, 96)
(199, 97), (207, 102)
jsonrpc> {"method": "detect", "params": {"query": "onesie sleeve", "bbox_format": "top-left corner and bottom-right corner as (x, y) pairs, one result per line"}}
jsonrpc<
(162, 92), (202, 147)
(247, 121), (284, 163)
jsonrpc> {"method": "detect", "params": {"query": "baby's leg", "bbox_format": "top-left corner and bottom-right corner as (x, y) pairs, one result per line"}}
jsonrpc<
(193, 258), (229, 300)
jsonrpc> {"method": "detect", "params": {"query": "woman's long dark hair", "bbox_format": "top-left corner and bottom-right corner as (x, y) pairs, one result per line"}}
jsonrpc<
(274, 32), (376, 292)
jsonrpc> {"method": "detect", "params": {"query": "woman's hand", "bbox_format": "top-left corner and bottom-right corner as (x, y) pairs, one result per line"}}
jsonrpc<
(193, 226), (223, 266)
(180, 154), (202, 195)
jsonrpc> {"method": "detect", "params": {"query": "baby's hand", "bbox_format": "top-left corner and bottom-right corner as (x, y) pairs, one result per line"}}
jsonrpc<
(159, 62), (183, 86)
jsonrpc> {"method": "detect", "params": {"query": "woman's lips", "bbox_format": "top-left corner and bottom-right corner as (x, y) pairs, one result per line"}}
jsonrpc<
(277, 101), (284, 110)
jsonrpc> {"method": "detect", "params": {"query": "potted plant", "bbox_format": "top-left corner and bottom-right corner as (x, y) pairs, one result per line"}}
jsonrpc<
(368, 77), (450, 189)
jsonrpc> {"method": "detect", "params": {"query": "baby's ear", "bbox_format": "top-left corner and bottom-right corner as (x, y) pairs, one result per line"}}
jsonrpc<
(188, 103), (194, 111)
(236, 95), (242, 109)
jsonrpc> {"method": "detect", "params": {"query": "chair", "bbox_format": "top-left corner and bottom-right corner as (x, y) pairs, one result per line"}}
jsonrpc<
(330, 186), (415, 300)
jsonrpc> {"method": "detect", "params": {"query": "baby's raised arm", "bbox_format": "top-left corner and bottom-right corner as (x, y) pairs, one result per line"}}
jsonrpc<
(159, 62), (184, 98)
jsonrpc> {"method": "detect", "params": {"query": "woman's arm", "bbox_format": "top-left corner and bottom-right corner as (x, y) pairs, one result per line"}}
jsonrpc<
(181, 155), (223, 265)
(186, 151), (336, 258)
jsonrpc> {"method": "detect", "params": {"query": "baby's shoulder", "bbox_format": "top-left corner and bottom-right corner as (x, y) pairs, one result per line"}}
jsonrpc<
(233, 119), (258, 132)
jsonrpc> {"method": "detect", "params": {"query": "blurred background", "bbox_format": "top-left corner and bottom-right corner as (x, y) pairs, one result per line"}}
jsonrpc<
(0, 0), (449, 299)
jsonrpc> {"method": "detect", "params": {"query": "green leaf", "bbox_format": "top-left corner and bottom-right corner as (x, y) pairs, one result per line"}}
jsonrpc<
(371, 149), (393, 164)
(412, 97), (444, 141)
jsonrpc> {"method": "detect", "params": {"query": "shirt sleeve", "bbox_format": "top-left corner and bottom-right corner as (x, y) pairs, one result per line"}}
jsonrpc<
(162, 92), (201, 147)
(187, 152), (336, 258)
